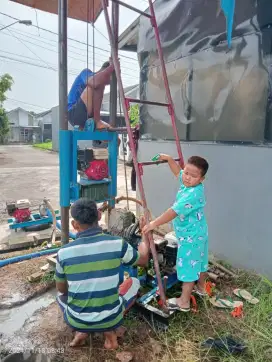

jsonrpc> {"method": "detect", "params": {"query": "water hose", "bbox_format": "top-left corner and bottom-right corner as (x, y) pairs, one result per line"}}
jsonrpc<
(43, 198), (57, 246)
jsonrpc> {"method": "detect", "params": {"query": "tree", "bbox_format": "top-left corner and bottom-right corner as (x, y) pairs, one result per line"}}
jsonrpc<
(129, 104), (139, 127)
(0, 74), (13, 143)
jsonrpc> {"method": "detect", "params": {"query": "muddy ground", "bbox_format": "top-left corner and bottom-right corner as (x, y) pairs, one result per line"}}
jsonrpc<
(0, 300), (165, 362)
(0, 256), (54, 308)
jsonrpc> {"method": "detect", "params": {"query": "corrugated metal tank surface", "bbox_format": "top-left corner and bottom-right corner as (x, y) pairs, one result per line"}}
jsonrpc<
(138, 0), (272, 143)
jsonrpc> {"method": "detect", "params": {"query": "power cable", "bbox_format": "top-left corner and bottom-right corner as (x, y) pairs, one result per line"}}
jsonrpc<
(0, 11), (138, 62)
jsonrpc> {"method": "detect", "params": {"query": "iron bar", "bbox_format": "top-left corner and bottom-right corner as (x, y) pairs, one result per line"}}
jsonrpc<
(147, 0), (184, 168)
(139, 158), (180, 166)
(125, 97), (169, 107)
(109, 1), (119, 127)
(110, 0), (152, 18)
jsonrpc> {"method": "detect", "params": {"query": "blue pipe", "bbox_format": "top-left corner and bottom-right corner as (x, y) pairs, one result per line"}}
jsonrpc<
(0, 206), (78, 268)
(0, 247), (61, 268)
(0, 221), (76, 268)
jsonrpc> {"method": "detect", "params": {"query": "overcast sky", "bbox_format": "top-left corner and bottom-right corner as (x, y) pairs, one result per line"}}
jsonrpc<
(0, 0), (146, 113)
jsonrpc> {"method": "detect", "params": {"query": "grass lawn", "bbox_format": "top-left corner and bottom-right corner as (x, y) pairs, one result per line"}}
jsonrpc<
(33, 141), (52, 150)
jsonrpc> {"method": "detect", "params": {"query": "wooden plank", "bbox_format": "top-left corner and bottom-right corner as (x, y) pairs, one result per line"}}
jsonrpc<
(46, 254), (57, 267)
(208, 272), (219, 282)
(11, 0), (102, 23)
(209, 260), (237, 278)
(28, 271), (43, 282)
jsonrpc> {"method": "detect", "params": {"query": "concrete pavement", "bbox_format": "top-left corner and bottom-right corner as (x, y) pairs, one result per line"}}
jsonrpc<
(0, 145), (136, 248)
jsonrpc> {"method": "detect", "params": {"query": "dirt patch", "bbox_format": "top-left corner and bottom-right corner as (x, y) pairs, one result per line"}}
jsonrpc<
(1, 271), (271, 362)
(0, 256), (54, 308)
(16, 303), (163, 362)
(0, 246), (51, 260)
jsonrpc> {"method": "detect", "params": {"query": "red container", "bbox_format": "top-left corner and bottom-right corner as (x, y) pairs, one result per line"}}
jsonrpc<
(84, 160), (108, 180)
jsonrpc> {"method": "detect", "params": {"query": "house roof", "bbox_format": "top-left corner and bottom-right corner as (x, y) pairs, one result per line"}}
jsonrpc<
(118, 16), (140, 52)
(103, 84), (139, 102)
(10, 0), (102, 23)
(35, 110), (51, 118)
(117, 2), (151, 53)
(7, 107), (31, 115)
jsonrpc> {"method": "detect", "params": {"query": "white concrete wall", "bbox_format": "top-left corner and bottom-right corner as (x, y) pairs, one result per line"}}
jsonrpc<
(18, 109), (29, 127)
(42, 112), (53, 125)
(51, 106), (59, 151)
(7, 109), (19, 127)
(7, 127), (20, 142)
(137, 140), (272, 279)
(8, 109), (31, 127)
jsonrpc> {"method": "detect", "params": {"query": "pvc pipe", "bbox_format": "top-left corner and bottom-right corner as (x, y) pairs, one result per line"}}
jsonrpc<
(0, 221), (76, 268)
(0, 247), (60, 268)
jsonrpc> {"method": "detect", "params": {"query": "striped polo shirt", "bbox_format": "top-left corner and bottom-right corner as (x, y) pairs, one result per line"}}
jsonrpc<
(55, 227), (139, 332)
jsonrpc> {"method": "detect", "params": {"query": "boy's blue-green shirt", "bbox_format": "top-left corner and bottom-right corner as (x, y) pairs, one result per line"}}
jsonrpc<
(171, 170), (208, 239)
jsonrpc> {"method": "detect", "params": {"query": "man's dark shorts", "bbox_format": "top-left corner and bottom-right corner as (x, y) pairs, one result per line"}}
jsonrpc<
(68, 98), (91, 129)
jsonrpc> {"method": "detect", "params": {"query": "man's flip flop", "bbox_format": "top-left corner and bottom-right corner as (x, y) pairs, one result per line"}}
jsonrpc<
(233, 289), (259, 305)
(209, 297), (243, 309)
(167, 298), (190, 312)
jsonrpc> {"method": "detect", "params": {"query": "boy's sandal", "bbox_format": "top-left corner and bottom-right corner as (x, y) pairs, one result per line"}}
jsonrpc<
(193, 286), (208, 297)
(167, 298), (190, 312)
(233, 288), (259, 305)
(209, 297), (243, 309)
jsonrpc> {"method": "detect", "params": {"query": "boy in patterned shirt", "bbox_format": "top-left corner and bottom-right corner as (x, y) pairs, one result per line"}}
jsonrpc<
(143, 155), (209, 312)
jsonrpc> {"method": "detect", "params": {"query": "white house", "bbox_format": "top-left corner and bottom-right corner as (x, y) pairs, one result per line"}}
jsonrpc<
(35, 109), (52, 142)
(101, 84), (139, 112)
(7, 107), (40, 143)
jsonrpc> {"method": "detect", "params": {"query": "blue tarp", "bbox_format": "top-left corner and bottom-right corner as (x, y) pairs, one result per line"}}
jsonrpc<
(221, 0), (236, 47)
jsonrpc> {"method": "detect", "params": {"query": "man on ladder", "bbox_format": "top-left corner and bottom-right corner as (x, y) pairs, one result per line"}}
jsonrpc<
(67, 59), (114, 131)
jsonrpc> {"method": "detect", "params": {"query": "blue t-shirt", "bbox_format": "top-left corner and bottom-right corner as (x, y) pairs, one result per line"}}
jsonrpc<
(68, 69), (94, 111)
